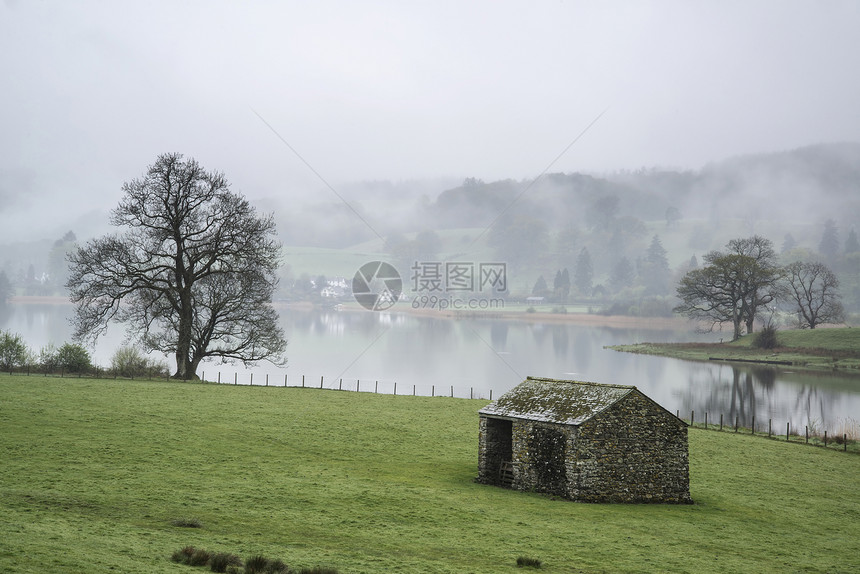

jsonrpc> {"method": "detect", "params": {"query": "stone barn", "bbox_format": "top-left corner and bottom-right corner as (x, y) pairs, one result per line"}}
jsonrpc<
(477, 376), (692, 503)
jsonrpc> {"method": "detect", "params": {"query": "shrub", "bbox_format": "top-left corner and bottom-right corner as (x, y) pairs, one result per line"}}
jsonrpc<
(110, 345), (169, 378)
(171, 517), (202, 528)
(210, 553), (243, 573)
(171, 546), (197, 564)
(55, 342), (93, 373)
(38, 343), (59, 373)
(189, 548), (212, 567)
(244, 555), (271, 574)
(752, 323), (780, 349)
(0, 330), (30, 371)
(516, 556), (542, 568)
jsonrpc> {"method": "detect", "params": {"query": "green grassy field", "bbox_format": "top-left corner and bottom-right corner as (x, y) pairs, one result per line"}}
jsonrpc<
(610, 327), (860, 372)
(1, 377), (858, 573)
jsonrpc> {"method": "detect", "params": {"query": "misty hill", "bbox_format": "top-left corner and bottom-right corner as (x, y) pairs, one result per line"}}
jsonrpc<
(426, 142), (860, 233)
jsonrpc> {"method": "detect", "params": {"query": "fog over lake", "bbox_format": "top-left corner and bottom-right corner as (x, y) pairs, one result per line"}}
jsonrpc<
(4, 302), (858, 435)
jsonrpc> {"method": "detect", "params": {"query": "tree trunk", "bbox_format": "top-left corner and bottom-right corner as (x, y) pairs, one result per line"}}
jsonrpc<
(173, 287), (195, 380)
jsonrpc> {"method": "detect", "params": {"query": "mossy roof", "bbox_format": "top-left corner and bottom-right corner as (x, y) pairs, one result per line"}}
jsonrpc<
(479, 376), (638, 426)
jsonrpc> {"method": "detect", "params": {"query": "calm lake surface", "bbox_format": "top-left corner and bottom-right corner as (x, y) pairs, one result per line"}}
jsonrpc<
(3, 302), (859, 433)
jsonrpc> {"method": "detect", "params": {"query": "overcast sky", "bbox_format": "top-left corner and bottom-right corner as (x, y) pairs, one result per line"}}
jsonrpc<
(2, 0), (860, 240)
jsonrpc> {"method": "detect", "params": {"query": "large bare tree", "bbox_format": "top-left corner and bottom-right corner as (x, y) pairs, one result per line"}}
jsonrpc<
(67, 153), (286, 379)
(674, 236), (782, 341)
(783, 261), (845, 329)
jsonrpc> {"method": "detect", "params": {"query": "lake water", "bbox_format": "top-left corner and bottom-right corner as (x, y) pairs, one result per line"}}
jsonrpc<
(2, 302), (859, 434)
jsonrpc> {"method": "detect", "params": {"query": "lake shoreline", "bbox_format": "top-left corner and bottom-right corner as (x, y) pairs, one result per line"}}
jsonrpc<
(608, 337), (860, 374)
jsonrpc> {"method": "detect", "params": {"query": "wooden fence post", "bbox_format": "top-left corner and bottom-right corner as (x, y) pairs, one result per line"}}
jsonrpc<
(720, 414), (723, 431)
(250, 373), (253, 386)
(375, 380), (378, 394)
(394, 382), (397, 395)
(432, 385), (435, 397)
(786, 422), (790, 441)
(705, 412), (708, 429)
(320, 376), (324, 389)
(691, 410), (694, 427)
(752, 415), (755, 434)
(234, 372), (237, 385)
(768, 419), (772, 437)
(302, 375), (305, 388)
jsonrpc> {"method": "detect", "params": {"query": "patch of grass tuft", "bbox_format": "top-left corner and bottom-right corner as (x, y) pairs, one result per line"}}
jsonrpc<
(210, 552), (242, 573)
(171, 517), (203, 528)
(171, 545), (197, 564)
(189, 548), (212, 567)
(517, 556), (543, 568)
(244, 555), (272, 574)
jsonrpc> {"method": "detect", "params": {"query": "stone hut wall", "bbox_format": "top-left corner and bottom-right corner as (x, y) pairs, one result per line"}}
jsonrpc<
(510, 419), (576, 498)
(569, 392), (691, 503)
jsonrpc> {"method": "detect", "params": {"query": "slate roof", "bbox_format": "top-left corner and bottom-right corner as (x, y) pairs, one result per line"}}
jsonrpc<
(478, 376), (638, 426)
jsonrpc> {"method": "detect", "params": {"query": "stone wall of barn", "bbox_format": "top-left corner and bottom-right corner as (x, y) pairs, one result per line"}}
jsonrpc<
(568, 392), (692, 503)
(510, 419), (576, 498)
(478, 391), (691, 503)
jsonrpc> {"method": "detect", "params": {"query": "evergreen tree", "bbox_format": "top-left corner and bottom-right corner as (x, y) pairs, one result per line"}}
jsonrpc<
(532, 275), (549, 297)
(608, 257), (634, 292)
(0, 271), (12, 304)
(640, 235), (671, 295)
(819, 219), (840, 259)
(552, 268), (571, 303)
(845, 228), (860, 254)
(574, 247), (593, 296)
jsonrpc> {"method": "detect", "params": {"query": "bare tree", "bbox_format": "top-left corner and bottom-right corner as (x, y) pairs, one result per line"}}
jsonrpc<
(674, 236), (781, 340)
(725, 235), (782, 335)
(67, 153), (286, 380)
(783, 261), (845, 329)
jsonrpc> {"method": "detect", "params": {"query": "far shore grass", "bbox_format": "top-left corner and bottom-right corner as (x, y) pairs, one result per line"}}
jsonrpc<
(609, 326), (860, 372)
(2, 376), (859, 573)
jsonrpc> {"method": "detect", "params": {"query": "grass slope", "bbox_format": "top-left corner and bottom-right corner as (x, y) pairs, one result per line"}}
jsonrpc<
(1, 377), (858, 573)
(610, 327), (860, 372)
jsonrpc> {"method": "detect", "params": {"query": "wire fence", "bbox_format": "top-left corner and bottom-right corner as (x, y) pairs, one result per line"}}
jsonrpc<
(678, 409), (858, 453)
(0, 367), (498, 401)
(198, 371), (498, 401)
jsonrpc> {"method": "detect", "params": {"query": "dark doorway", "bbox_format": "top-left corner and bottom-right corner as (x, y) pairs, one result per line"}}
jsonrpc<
(484, 418), (513, 486)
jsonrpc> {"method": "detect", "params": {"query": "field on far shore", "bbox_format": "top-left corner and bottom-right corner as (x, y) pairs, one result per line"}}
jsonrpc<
(2, 376), (859, 573)
(609, 326), (860, 372)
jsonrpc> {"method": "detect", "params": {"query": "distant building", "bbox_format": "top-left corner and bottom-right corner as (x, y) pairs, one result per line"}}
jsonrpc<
(477, 376), (692, 503)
